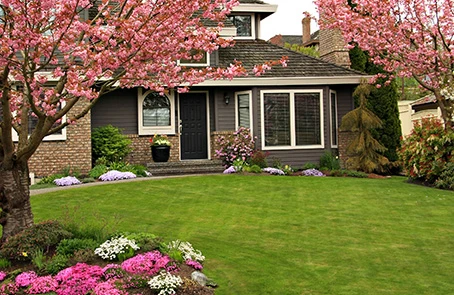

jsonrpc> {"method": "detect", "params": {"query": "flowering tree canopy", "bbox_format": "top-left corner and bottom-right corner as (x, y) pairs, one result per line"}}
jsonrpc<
(0, 0), (285, 241)
(316, 0), (454, 126)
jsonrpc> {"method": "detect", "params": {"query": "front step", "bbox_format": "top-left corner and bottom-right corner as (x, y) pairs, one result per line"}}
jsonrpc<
(147, 160), (224, 176)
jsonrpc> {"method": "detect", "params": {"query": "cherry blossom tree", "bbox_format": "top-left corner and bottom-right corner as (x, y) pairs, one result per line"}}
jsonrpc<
(0, 0), (285, 241)
(316, 0), (454, 127)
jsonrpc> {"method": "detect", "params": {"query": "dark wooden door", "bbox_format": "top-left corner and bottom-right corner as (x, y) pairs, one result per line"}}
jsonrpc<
(180, 93), (208, 160)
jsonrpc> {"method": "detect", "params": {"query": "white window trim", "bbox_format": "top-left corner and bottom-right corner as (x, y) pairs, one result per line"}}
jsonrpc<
(235, 90), (253, 134)
(11, 104), (67, 142)
(138, 88), (176, 135)
(260, 89), (324, 151)
(229, 13), (256, 40)
(178, 51), (210, 67)
(330, 90), (338, 148)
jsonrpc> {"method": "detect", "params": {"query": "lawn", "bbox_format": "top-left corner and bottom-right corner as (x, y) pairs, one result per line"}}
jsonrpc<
(31, 175), (454, 295)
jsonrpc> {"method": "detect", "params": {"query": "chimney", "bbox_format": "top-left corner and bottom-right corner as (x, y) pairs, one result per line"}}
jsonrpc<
(319, 28), (351, 68)
(302, 16), (311, 45)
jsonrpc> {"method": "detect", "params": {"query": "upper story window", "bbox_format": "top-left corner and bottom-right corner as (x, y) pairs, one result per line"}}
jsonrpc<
(138, 89), (175, 135)
(228, 14), (255, 39)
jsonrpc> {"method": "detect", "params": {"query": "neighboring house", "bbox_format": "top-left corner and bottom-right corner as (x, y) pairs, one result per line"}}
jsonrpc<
(399, 95), (442, 137)
(28, 0), (366, 176)
(269, 16), (319, 50)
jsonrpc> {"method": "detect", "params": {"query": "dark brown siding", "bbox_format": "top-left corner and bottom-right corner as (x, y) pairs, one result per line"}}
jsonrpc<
(91, 88), (138, 134)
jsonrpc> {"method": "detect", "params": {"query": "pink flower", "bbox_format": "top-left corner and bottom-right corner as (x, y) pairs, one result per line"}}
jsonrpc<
(186, 260), (203, 270)
(27, 276), (58, 294)
(15, 271), (37, 287)
(121, 251), (170, 276)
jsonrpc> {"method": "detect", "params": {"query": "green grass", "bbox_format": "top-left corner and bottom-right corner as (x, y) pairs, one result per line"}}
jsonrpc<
(31, 175), (454, 295)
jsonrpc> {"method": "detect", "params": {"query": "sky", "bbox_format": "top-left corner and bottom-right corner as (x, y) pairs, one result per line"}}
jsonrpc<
(260, 0), (318, 41)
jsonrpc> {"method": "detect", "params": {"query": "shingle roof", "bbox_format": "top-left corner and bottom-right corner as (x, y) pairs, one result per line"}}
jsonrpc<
(238, 0), (266, 4)
(411, 95), (437, 106)
(218, 39), (364, 78)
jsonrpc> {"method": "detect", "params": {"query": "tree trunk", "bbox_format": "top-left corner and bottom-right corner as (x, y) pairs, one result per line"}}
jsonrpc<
(0, 164), (34, 243)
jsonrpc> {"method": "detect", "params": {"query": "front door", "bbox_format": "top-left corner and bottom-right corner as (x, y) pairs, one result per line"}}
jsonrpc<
(180, 93), (208, 160)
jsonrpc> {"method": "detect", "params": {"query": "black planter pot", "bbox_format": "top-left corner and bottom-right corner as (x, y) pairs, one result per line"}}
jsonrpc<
(151, 145), (170, 162)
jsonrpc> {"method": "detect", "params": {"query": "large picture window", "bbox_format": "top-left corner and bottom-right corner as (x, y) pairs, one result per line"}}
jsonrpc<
(261, 90), (324, 150)
(228, 14), (255, 39)
(138, 89), (175, 135)
(235, 91), (253, 133)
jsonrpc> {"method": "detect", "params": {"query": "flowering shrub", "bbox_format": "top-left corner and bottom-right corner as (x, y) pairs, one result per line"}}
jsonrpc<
(223, 166), (236, 174)
(262, 167), (285, 175)
(28, 275), (58, 294)
(0, 272), (7, 282)
(167, 240), (205, 263)
(0, 282), (18, 294)
(215, 127), (256, 167)
(435, 162), (454, 190)
(93, 281), (127, 295)
(398, 118), (454, 183)
(150, 134), (171, 146)
(55, 263), (103, 295)
(148, 271), (183, 295)
(121, 251), (170, 276)
(54, 176), (81, 186)
(102, 264), (124, 280)
(94, 236), (140, 261)
(15, 271), (37, 287)
(185, 260), (203, 270)
(99, 170), (137, 181)
(302, 169), (325, 177)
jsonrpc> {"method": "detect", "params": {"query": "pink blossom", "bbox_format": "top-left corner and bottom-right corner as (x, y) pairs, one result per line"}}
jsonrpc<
(15, 271), (38, 287)
(186, 260), (203, 270)
(27, 276), (58, 294)
(121, 251), (170, 276)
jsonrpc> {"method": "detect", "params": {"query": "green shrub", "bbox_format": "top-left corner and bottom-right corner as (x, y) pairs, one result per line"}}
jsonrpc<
(56, 238), (98, 256)
(302, 162), (318, 170)
(129, 164), (148, 177)
(39, 166), (81, 184)
(71, 249), (98, 264)
(330, 169), (368, 178)
(0, 221), (72, 261)
(0, 257), (11, 269)
(435, 163), (454, 190)
(89, 164), (108, 179)
(39, 173), (65, 184)
(124, 233), (162, 252)
(81, 177), (96, 183)
(398, 119), (454, 183)
(45, 254), (69, 275)
(92, 125), (132, 164)
(244, 164), (262, 174)
(320, 151), (341, 170)
(31, 249), (45, 270)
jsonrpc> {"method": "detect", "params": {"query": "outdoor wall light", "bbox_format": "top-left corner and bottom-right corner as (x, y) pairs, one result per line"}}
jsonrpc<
(224, 93), (230, 105)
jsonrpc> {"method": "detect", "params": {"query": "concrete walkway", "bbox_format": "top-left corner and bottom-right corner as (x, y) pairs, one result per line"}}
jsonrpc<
(30, 173), (220, 196)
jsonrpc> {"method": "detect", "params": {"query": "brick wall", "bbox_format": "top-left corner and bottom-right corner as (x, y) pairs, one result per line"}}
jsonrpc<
(210, 130), (234, 159)
(124, 135), (180, 165)
(319, 29), (351, 68)
(338, 131), (356, 169)
(28, 100), (92, 177)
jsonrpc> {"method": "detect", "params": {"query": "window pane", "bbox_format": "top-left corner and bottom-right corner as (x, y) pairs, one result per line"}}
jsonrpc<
(237, 93), (250, 129)
(143, 93), (171, 126)
(295, 93), (321, 145)
(331, 92), (338, 146)
(229, 15), (252, 37)
(264, 93), (290, 146)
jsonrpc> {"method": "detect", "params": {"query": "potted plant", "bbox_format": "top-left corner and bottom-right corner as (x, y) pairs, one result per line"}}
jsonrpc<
(150, 134), (171, 162)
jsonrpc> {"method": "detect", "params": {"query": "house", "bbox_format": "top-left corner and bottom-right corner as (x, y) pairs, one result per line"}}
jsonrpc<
(399, 95), (443, 137)
(28, 0), (366, 176)
(269, 16), (320, 50)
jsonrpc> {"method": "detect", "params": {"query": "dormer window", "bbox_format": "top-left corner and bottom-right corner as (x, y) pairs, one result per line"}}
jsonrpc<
(228, 14), (255, 39)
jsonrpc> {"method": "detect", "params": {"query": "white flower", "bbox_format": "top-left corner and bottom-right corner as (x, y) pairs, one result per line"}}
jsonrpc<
(148, 271), (183, 295)
(167, 240), (205, 262)
(94, 236), (140, 260)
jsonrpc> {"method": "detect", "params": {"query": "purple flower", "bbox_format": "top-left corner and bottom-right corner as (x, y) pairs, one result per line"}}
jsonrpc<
(302, 169), (325, 177)
(54, 176), (81, 186)
(99, 170), (137, 181)
(262, 167), (285, 175)
(223, 166), (236, 174)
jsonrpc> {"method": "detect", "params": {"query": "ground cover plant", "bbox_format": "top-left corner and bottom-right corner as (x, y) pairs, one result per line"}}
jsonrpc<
(29, 175), (454, 295)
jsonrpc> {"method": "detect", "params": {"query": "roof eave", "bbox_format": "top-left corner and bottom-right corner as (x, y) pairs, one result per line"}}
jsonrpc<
(196, 75), (370, 86)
